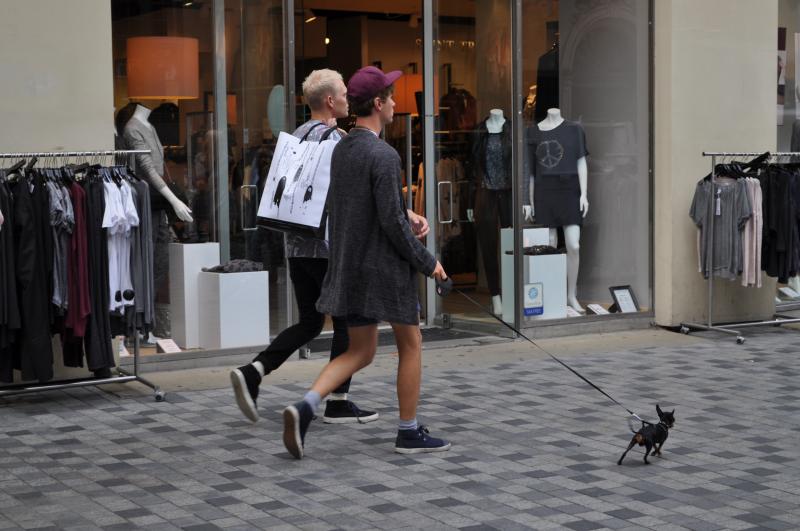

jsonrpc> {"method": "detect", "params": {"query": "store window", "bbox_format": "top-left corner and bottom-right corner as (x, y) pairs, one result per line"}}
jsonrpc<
(431, 0), (515, 328)
(432, 0), (650, 327)
(776, 2), (800, 306)
(516, 0), (651, 322)
(111, 0), (287, 353)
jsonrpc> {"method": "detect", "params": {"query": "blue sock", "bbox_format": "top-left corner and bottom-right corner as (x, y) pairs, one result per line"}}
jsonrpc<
(303, 391), (322, 412)
(398, 418), (418, 431)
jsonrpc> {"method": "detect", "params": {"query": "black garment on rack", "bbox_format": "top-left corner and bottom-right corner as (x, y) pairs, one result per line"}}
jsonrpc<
(535, 46), (559, 122)
(83, 176), (115, 372)
(759, 165), (800, 282)
(12, 171), (54, 382)
(0, 176), (21, 383)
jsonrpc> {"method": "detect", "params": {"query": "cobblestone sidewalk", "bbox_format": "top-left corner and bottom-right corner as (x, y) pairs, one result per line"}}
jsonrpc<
(1, 328), (799, 530)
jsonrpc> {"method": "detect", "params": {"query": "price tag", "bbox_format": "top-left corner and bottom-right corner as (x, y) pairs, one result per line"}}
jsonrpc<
(156, 339), (182, 354)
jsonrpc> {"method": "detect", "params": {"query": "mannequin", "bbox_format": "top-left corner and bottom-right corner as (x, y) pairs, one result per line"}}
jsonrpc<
(529, 108), (589, 313)
(470, 109), (512, 315)
(485, 108), (505, 133)
(122, 103), (194, 339)
(125, 104), (193, 222)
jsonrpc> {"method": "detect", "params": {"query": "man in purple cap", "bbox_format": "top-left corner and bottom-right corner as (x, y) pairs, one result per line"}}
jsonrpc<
(281, 66), (451, 459)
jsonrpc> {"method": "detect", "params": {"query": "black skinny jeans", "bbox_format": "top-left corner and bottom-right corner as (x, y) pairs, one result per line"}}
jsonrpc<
(253, 257), (350, 394)
(475, 188), (512, 296)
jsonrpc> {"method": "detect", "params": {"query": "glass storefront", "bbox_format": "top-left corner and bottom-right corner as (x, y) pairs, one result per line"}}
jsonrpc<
(776, 1), (800, 307)
(110, 0), (653, 352)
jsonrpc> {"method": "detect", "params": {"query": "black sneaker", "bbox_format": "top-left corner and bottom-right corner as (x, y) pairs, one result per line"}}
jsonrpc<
(230, 364), (261, 423)
(394, 425), (451, 454)
(322, 400), (379, 424)
(283, 401), (314, 459)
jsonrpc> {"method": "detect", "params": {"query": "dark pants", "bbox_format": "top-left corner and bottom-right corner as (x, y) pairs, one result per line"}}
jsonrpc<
(475, 188), (512, 296)
(253, 257), (351, 394)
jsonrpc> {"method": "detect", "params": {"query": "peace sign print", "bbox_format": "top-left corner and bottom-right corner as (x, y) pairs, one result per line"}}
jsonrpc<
(536, 140), (564, 169)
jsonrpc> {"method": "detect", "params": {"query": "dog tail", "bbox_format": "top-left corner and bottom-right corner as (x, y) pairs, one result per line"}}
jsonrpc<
(626, 415), (650, 433)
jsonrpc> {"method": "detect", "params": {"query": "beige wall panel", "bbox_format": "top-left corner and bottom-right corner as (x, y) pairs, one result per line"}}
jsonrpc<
(655, 0), (778, 326)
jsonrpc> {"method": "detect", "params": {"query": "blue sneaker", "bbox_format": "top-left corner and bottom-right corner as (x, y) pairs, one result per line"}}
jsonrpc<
(283, 401), (314, 459)
(394, 425), (451, 454)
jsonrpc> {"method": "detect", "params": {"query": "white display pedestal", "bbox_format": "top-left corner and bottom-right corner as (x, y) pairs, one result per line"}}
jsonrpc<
(169, 243), (220, 349)
(524, 254), (567, 320)
(501, 228), (567, 322)
(198, 271), (270, 349)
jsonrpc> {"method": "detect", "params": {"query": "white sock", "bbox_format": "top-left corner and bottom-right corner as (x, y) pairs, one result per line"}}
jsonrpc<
(398, 417), (418, 431)
(251, 361), (266, 377)
(329, 392), (348, 401)
(303, 391), (322, 412)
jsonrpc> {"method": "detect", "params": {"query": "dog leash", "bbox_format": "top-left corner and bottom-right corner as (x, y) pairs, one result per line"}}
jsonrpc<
(435, 278), (652, 428)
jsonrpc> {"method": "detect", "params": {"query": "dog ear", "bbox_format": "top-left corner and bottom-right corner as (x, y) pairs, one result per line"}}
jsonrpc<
(656, 404), (663, 416)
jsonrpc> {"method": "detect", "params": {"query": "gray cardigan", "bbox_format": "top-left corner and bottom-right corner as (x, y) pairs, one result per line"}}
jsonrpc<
(122, 118), (167, 191)
(317, 128), (436, 324)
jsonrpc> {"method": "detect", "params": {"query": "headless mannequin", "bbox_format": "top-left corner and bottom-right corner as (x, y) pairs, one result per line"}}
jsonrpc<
(485, 108), (505, 133)
(129, 104), (193, 222)
(534, 108), (589, 313)
(471, 109), (509, 315)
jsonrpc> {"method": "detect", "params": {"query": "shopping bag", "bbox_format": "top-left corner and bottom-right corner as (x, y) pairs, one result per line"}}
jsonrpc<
(257, 126), (337, 237)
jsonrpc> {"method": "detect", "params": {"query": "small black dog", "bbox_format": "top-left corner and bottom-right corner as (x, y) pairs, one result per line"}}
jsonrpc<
(618, 404), (675, 465)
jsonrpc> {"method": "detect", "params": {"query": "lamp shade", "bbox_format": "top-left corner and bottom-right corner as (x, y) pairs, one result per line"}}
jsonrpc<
(127, 37), (199, 99)
(394, 73), (422, 115)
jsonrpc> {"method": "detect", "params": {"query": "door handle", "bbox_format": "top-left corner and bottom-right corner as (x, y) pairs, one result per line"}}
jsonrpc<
(240, 184), (258, 231)
(438, 181), (453, 224)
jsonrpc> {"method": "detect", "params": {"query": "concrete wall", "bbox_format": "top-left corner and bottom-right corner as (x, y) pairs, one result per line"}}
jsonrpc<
(654, 0), (778, 327)
(0, 0), (114, 152)
(0, 0), (116, 382)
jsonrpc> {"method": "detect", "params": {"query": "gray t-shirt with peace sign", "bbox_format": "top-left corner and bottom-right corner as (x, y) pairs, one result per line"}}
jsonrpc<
(525, 120), (589, 178)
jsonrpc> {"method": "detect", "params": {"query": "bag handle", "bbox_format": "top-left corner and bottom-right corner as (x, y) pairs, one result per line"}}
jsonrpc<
(298, 122), (326, 143)
(320, 126), (339, 141)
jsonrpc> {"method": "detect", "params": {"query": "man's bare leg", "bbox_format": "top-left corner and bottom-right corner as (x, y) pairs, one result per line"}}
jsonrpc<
(393, 323), (422, 421)
(283, 324), (378, 459)
(310, 324), (378, 397)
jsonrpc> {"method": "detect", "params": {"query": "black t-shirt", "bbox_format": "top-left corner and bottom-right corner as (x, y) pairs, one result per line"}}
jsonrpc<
(526, 120), (589, 177)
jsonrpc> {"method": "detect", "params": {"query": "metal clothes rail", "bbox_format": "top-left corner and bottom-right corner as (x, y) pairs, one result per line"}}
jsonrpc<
(0, 149), (164, 401)
(680, 151), (800, 344)
(0, 150), (150, 158)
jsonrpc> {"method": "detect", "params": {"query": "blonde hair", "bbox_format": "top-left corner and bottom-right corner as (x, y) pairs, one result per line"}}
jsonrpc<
(302, 69), (344, 111)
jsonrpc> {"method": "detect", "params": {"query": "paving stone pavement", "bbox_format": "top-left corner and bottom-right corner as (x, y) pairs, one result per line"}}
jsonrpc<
(1, 328), (799, 530)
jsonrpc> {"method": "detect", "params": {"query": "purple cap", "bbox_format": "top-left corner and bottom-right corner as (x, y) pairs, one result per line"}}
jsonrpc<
(347, 66), (403, 101)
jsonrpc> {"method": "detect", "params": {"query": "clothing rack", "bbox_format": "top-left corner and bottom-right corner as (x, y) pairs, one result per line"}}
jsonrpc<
(0, 149), (165, 402)
(680, 151), (800, 344)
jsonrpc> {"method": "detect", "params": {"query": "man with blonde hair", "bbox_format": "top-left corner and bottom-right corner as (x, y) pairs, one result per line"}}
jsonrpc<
(230, 69), (378, 425)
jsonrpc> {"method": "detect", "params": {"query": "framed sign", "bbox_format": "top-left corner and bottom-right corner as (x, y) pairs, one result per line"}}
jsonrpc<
(609, 285), (640, 313)
(523, 283), (544, 316)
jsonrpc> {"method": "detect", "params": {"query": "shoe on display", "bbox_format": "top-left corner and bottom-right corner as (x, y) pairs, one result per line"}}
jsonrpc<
(394, 425), (451, 454)
(283, 401), (315, 459)
(322, 400), (379, 424)
(230, 364), (261, 423)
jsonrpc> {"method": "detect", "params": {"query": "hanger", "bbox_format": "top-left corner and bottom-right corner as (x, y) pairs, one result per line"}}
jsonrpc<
(6, 159), (26, 174)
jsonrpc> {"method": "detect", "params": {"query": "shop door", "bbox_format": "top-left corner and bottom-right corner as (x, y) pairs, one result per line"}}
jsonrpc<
(225, 0), (292, 336)
(424, 0), (517, 335)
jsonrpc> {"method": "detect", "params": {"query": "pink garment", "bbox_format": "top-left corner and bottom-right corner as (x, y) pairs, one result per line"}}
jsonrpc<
(741, 178), (763, 288)
(0, 204), (4, 231)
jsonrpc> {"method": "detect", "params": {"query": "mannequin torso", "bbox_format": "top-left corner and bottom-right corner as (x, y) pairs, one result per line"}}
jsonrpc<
(123, 103), (193, 222)
(486, 109), (506, 133)
(132, 104), (156, 131)
(537, 108), (564, 132)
